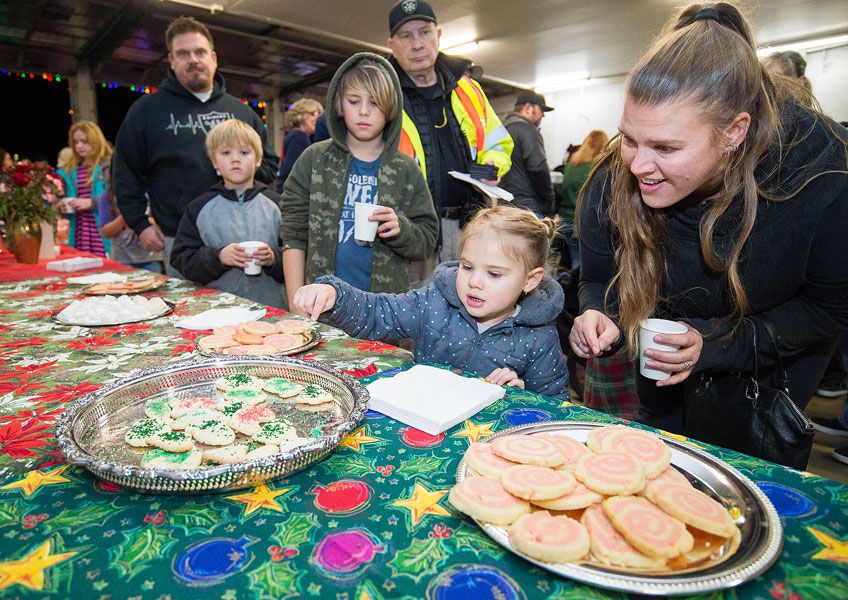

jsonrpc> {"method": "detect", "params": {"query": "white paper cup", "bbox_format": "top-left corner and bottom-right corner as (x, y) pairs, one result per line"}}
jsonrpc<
(62, 198), (75, 213)
(240, 241), (263, 276)
(639, 318), (689, 380)
(354, 202), (379, 242)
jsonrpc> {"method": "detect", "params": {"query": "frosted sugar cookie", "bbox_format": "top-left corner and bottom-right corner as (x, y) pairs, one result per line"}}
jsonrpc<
(575, 451), (646, 495)
(203, 444), (248, 465)
(149, 430), (194, 453)
(297, 384), (333, 405)
(230, 405), (276, 436)
(233, 331), (264, 345)
(144, 397), (173, 421)
(245, 444), (279, 461)
(531, 481), (604, 511)
(599, 427), (671, 478)
(464, 442), (518, 478)
(586, 424), (629, 451)
(197, 334), (237, 352)
(647, 465), (692, 489)
(491, 434), (564, 468)
(252, 419), (301, 447)
(263, 334), (304, 352)
(141, 448), (202, 469)
(448, 476), (531, 526)
(295, 401), (335, 412)
(186, 418), (236, 446)
(602, 495), (694, 559)
(170, 396), (220, 418)
(508, 511), (590, 563)
(581, 504), (666, 569)
(262, 378), (304, 398)
(226, 344), (279, 356)
(221, 389), (267, 406)
(500, 464), (576, 501)
(171, 408), (220, 430)
(125, 418), (170, 447)
(215, 374), (264, 393)
(241, 321), (279, 336)
(644, 481), (737, 538)
(533, 432), (591, 471)
(213, 325), (239, 337)
(276, 318), (309, 334)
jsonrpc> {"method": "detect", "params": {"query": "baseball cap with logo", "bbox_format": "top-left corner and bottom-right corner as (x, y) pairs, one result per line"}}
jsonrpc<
(389, 0), (438, 36)
(516, 90), (554, 112)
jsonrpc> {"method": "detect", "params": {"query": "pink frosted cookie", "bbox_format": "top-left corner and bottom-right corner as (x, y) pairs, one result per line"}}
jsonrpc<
(264, 334), (304, 352)
(508, 511), (590, 563)
(213, 325), (239, 337)
(241, 321), (279, 336)
(581, 504), (666, 569)
(276, 319), (310, 334)
(230, 405), (276, 435)
(491, 435), (564, 468)
(602, 495), (694, 559)
(644, 481), (737, 538)
(575, 451), (646, 495)
(197, 334), (238, 352)
(448, 476), (531, 525)
(170, 396), (220, 418)
(500, 464), (576, 501)
(586, 424), (630, 451)
(464, 442), (518, 477)
(647, 465), (692, 490)
(599, 427), (671, 478)
(225, 344), (278, 356)
(534, 432), (591, 471)
(531, 481), (603, 511)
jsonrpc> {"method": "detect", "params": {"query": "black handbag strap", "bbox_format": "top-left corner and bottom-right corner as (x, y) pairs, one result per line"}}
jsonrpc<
(746, 317), (791, 396)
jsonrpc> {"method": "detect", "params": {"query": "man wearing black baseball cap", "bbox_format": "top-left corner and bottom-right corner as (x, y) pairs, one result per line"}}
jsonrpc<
(500, 90), (556, 216)
(386, 0), (513, 271)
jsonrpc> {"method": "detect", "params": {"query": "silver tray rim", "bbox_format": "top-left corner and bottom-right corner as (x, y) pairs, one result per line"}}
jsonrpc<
(196, 327), (322, 358)
(55, 355), (368, 486)
(455, 420), (783, 596)
(51, 298), (176, 327)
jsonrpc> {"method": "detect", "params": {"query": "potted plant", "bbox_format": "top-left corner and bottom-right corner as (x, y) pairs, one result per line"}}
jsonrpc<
(0, 162), (63, 263)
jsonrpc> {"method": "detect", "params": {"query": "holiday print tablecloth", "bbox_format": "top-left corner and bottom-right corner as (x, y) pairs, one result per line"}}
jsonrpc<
(0, 272), (847, 599)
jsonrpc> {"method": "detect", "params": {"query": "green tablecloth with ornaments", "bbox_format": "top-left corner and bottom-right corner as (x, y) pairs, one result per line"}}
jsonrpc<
(0, 271), (846, 599)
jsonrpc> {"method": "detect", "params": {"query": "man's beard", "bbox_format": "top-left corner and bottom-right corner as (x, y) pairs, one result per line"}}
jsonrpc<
(183, 69), (211, 92)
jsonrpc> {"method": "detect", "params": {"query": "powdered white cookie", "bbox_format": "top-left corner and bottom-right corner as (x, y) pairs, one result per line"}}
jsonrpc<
(187, 418), (236, 446)
(203, 444), (248, 465)
(140, 448), (202, 469)
(297, 383), (333, 405)
(149, 430), (194, 453)
(214, 374), (265, 393)
(262, 378), (304, 398)
(245, 444), (279, 461)
(125, 418), (170, 447)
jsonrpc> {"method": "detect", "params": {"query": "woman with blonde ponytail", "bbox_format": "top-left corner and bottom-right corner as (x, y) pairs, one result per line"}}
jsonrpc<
(570, 2), (848, 436)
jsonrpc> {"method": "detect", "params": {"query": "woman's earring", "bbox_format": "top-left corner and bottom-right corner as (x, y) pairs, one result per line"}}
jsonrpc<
(725, 142), (740, 156)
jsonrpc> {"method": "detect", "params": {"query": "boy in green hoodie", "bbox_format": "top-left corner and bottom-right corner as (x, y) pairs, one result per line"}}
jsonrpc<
(280, 53), (438, 308)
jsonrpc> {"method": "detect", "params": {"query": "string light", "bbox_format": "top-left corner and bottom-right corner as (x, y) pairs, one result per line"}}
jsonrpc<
(2, 68), (158, 93)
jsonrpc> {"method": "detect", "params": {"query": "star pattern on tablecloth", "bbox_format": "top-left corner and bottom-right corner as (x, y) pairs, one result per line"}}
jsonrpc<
(807, 527), (848, 562)
(0, 540), (77, 591)
(339, 426), (379, 451)
(452, 420), (496, 444)
(392, 482), (450, 525)
(1, 466), (71, 497)
(225, 483), (293, 516)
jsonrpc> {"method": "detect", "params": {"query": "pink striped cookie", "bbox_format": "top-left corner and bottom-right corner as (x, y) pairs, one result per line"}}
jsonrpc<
(225, 344), (278, 356)
(602, 495), (694, 559)
(500, 464), (576, 500)
(508, 511), (590, 563)
(599, 427), (671, 478)
(276, 319), (310, 334)
(464, 442), (518, 477)
(213, 325), (239, 337)
(531, 481), (603, 511)
(264, 334), (303, 352)
(647, 465), (692, 490)
(581, 504), (666, 569)
(491, 435), (564, 468)
(448, 476), (531, 525)
(534, 433), (591, 471)
(170, 396), (220, 418)
(586, 424), (630, 451)
(575, 451), (646, 495)
(241, 321), (279, 336)
(644, 481), (737, 538)
(197, 334), (238, 351)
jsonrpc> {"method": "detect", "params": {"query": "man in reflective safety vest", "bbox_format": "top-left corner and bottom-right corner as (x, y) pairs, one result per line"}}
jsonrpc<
(387, 0), (513, 270)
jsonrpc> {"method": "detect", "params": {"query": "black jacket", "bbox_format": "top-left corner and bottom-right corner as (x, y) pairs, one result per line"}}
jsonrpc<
(500, 112), (556, 215)
(113, 69), (279, 237)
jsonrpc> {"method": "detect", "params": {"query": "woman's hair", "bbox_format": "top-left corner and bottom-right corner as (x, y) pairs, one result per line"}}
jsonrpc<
(568, 130), (610, 165)
(67, 121), (113, 184)
(284, 98), (323, 131)
(205, 119), (263, 166)
(763, 51), (813, 106)
(461, 205), (559, 273)
(334, 58), (399, 123)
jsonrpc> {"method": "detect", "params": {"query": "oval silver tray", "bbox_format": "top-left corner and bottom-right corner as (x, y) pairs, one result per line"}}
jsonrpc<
(56, 356), (368, 494)
(52, 299), (175, 327)
(82, 277), (166, 295)
(455, 421), (783, 596)
(196, 327), (321, 358)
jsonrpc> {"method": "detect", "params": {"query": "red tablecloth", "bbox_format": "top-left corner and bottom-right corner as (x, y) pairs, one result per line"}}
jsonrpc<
(0, 245), (135, 283)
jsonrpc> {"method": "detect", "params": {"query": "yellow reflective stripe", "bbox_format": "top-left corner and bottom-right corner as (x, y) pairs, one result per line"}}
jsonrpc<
(399, 110), (427, 177)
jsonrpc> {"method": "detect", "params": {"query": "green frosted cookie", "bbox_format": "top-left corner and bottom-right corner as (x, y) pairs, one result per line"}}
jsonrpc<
(187, 418), (236, 446)
(150, 430), (194, 453)
(222, 389), (267, 406)
(215, 374), (264, 393)
(252, 419), (303, 447)
(262, 378), (304, 399)
(141, 448), (202, 469)
(125, 418), (169, 448)
(298, 384), (332, 405)
(220, 401), (244, 418)
(144, 397), (173, 421)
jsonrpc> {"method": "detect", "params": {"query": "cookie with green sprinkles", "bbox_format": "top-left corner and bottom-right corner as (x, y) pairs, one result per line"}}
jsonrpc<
(144, 397), (174, 421)
(203, 444), (248, 465)
(186, 418), (236, 446)
(262, 378), (304, 399)
(125, 418), (170, 448)
(172, 408), (221, 430)
(150, 430), (194, 453)
(297, 383), (333, 405)
(221, 388), (267, 406)
(252, 419), (299, 445)
(214, 373), (264, 393)
(245, 444), (279, 461)
(140, 448), (202, 469)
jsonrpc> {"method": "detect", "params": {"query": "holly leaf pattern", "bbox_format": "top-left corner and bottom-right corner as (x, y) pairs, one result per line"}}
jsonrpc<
(398, 456), (444, 476)
(447, 522), (505, 559)
(321, 454), (376, 478)
(112, 526), (176, 580)
(0, 503), (21, 526)
(167, 504), (221, 534)
(388, 536), (446, 584)
(44, 502), (115, 532)
(780, 563), (848, 600)
(272, 512), (317, 548)
(247, 560), (300, 600)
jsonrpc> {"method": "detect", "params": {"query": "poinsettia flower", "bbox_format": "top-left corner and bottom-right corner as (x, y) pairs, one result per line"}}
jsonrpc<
(1, 337), (50, 350)
(264, 307), (287, 318)
(187, 288), (218, 297)
(65, 336), (118, 351)
(0, 360), (58, 381)
(11, 171), (32, 186)
(99, 323), (152, 337)
(29, 382), (103, 404)
(0, 380), (47, 395)
(341, 339), (394, 353)
(342, 362), (378, 378)
(170, 342), (196, 355)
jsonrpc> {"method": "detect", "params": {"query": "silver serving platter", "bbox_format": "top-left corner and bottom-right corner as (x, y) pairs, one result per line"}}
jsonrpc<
(455, 421), (783, 596)
(56, 356), (368, 494)
(196, 328), (322, 357)
(52, 299), (175, 327)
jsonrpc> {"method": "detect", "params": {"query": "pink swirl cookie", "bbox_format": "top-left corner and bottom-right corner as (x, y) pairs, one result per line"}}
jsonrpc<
(225, 344), (278, 356)
(491, 435), (564, 468)
(264, 334), (303, 351)
(647, 465), (692, 490)
(500, 464), (576, 500)
(644, 481), (737, 538)
(464, 442), (518, 477)
(197, 334), (238, 351)
(602, 496), (694, 559)
(213, 325), (239, 336)
(531, 481), (603, 511)
(241, 321), (279, 336)
(448, 476), (530, 525)
(581, 504), (666, 569)
(508, 511), (590, 563)
(586, 425), (629, 451)
(533, 432), (591, 470)
(575, 451), (646, 495)
(599, 427), (671, 478)
(276, 319), (309, 334)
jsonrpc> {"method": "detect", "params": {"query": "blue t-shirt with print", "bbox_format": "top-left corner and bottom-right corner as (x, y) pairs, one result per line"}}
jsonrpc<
(335, 156), (380, 290)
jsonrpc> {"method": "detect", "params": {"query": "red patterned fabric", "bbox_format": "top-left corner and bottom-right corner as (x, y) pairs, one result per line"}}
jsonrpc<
(583, 352), (639, 419)
(0, 245), (133, 283)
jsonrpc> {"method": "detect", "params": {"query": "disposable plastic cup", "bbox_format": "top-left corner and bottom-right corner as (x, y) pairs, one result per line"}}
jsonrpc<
(62, 198), (75, 213)
(240, 241), (263, 276)
(639, 318), (688, 380)
(354, 202), (379, 242)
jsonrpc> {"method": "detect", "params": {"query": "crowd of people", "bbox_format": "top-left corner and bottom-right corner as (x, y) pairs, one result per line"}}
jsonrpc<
(3, 1), (847, 468)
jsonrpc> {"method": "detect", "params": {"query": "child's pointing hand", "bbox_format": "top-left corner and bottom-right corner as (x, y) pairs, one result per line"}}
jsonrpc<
(291, 284), (338, 322)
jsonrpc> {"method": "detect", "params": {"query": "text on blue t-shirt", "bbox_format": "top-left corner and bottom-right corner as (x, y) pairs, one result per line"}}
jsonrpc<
(334, 156), (380, 290)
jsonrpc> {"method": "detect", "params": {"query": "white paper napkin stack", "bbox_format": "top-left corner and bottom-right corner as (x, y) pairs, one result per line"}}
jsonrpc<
(365, 365), (505, 435)
(174, 307), (266, 330)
